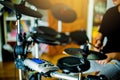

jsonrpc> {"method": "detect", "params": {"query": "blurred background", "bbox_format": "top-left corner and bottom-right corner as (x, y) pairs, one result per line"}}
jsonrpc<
(0, 0), (115, 80)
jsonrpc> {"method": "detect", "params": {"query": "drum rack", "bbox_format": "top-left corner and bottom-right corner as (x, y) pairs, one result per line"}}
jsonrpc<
(0, 1), (108, 80)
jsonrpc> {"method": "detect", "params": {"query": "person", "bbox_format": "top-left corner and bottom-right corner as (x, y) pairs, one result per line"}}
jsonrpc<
(84, 0), (120, 80)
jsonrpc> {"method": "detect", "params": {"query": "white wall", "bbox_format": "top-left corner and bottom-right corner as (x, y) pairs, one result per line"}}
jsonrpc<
(107, 0), (114, 9)
(0, 18), (2, 62)
(87, 0), (94, 46)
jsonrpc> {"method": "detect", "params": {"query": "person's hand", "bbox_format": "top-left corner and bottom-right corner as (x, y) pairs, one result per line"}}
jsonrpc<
(94, 39), (103, 52)
(96, 53), (112, 64)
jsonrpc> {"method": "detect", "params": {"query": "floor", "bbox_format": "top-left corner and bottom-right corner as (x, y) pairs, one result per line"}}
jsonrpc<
(0, 61), (19, 80)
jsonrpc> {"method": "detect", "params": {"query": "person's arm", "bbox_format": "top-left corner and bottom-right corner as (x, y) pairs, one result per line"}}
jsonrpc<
(96, 52), (120, 64)
(94, 32), (104, 52)
(94, 32), (120, 64)
(106, 52), (120, 60)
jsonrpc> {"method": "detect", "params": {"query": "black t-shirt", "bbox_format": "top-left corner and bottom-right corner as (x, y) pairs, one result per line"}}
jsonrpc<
(99, 5), (120, 53)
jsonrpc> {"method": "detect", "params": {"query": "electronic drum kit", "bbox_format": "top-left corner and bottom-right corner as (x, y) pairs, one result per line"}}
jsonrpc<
(0, 1), (108, 80)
